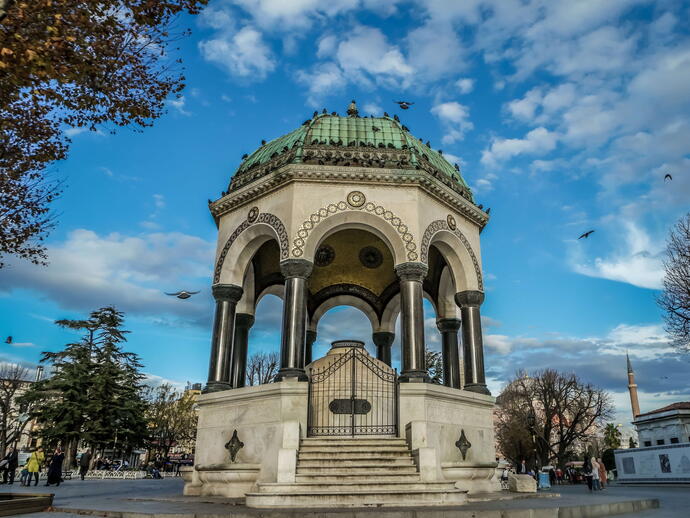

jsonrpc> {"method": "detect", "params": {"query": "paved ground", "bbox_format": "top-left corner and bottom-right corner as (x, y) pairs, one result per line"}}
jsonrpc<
(0, 478), (687, 517)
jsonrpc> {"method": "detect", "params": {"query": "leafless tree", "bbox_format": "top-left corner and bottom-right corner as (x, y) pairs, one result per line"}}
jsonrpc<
(658, 212), (690, 353)
(0, 363), (32, 456)
(496, 369), (614, 469)
(246, 352), (279, 386)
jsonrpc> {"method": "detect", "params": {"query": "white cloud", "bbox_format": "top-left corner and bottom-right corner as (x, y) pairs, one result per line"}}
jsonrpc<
(317, 34), (337, 58)
(199, 26), (276, 80)
(167, 95), (191, 116)
(362, 102), (382, 115)
(485, 334), (513, 354)
(296, 62), (345, 107)
(336, 26), (413, 85)
(481, 127), (558, 166)
(406, 21), (464, 80)
(456, 78), (475, 94)
(431, 101), (473, 144)
(570, 222), (665, 290)
(0, 229), (215, 324)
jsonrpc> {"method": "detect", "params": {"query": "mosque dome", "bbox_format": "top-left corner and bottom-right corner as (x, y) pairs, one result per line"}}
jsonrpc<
(228, 102), (474, 203)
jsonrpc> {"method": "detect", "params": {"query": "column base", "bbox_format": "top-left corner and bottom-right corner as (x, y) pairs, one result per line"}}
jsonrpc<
(275, 368), (308, 382)
(463, 383), (491, 395)
(203, 381), (233, 393)
(399, 371), (430, 383)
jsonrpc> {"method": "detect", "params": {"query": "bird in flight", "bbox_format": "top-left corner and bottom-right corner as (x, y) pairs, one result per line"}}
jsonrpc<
(5, 336), (11, 344)
(664, 173), (672, 181)
(165, 291), (200, 300)
(578, 230), (595, 239)
(395, 101), (414, 110)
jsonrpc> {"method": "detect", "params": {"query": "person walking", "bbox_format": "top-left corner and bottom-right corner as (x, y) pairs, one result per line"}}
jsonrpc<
(1, 446), (18, 484)
(518, 459), (527, 474)
(45, 447), (65, 487)
(583, 457), (593, 491)
(597, 457), (607, 490)
(590, 457), (600, 491)
(26, 447), (44, 486)
(79, 449), (92, 481)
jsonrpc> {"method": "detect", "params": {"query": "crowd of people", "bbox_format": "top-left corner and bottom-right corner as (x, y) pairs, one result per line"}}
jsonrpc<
(0, 445), (193, 487)
(500, 456), (613, 491)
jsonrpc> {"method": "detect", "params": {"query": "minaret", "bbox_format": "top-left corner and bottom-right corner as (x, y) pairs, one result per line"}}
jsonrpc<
(627, 353), (640, 418)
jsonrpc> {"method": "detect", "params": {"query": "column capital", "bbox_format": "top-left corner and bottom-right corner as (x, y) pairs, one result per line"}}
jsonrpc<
(455, 290), (484, 307)
(394, 262), (428, 282)
(372, 331), (395, 348)
(280, 259), (314, 279)
(235, 313), (255, 329)
(212, 283), (243, 303)
(437, 318), (461, 333)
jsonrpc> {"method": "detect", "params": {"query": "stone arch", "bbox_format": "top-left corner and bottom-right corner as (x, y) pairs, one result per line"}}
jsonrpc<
(256, 283), (284, 305)
(379, 291), (438, 334)
(437, 266), (460, 320)
(420, 220), (483, 292)
(311, 295), (380, 333)
(292, 197), (417, 264)
(214, 212), (288, 285)
(236, 262), (256, 315)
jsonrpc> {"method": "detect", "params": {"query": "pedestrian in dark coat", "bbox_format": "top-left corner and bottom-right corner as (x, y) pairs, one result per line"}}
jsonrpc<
(79, 450), (92, 481)
(1, 446), (19, 484)
(45, 447), (64, 486)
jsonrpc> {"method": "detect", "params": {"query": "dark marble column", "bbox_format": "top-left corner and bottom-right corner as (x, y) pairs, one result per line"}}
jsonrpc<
(205, 284), (243, 393)
(230, 313), (254, 389)
(395, 262), (429, 382)
(372, 331), (395, 366)
(437, 318), (462, 389)
(276, 259), (313, 381)
(455, 290), (490, 395)
(305, 329), (317, 366)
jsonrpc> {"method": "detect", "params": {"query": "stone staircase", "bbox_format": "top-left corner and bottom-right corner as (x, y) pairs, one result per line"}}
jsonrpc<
(245, 437), (467, 508)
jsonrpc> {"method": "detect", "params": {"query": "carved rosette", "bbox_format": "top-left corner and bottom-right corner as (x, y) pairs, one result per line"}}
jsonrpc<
(247, 206), (259, 223)
(225, 430), (244, 463)
(394, 262), (428, 282)
(346, 190), (366, 207)
(455, 429), (472, 461)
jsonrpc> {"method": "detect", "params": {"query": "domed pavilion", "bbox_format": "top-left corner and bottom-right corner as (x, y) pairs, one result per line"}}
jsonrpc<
(185, 102), (498, 506)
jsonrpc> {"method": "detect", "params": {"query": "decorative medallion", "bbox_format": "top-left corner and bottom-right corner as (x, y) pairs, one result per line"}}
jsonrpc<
(359, 246), (383, 269)
(347, 191), (366, 208)
(247, 206), (259, 223)
(329, 398), (372, 415)
(447, 214), (457, 230)
(315, 244), (336, 267)
(225, 429), (244, 463)
(455, 429), (472, 461)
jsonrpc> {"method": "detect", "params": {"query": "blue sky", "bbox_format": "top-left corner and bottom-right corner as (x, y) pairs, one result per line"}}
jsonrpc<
(1, 0), (689, 427)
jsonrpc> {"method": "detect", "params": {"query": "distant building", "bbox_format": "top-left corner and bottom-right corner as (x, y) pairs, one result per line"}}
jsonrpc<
(634, 402), (690, 448)
(615, 355), (690, 483)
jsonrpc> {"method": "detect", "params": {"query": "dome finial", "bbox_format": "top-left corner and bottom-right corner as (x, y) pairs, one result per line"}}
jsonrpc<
(347, 99), (359, 117)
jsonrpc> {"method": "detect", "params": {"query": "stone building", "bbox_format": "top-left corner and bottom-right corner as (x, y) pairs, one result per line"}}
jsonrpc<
(184, 102), (499, 506)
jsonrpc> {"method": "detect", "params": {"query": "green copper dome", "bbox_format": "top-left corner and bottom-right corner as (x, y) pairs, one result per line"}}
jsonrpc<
(229, 105), (474, 202)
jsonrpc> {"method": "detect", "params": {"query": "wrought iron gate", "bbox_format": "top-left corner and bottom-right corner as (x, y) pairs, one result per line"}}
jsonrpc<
(307, 347), (398, 437)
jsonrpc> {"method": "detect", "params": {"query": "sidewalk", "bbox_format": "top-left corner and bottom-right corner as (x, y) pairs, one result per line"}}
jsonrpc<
(3, 478), (683, 517)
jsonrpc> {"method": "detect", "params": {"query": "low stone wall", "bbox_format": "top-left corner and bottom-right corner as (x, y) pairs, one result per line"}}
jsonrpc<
(614, 442), (690, 483)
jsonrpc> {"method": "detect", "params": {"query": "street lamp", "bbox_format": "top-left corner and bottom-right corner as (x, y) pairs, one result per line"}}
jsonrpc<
(527, 410), (537, 472)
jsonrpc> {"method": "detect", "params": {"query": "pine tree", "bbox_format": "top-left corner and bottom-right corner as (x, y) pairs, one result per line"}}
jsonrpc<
(20, 306), (148, 467)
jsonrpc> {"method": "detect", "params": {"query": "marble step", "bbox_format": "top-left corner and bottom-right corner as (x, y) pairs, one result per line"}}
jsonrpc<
(298, 450), (412, 459)
(299, 444), (410, 452)
(295, 472), (421, 483)
(297, 457), (415, 468)
(245, 488), (468, 508)
(301, 438), (407, 447)
(255, 481), (456, 493)
(296, 465), (419, 475)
